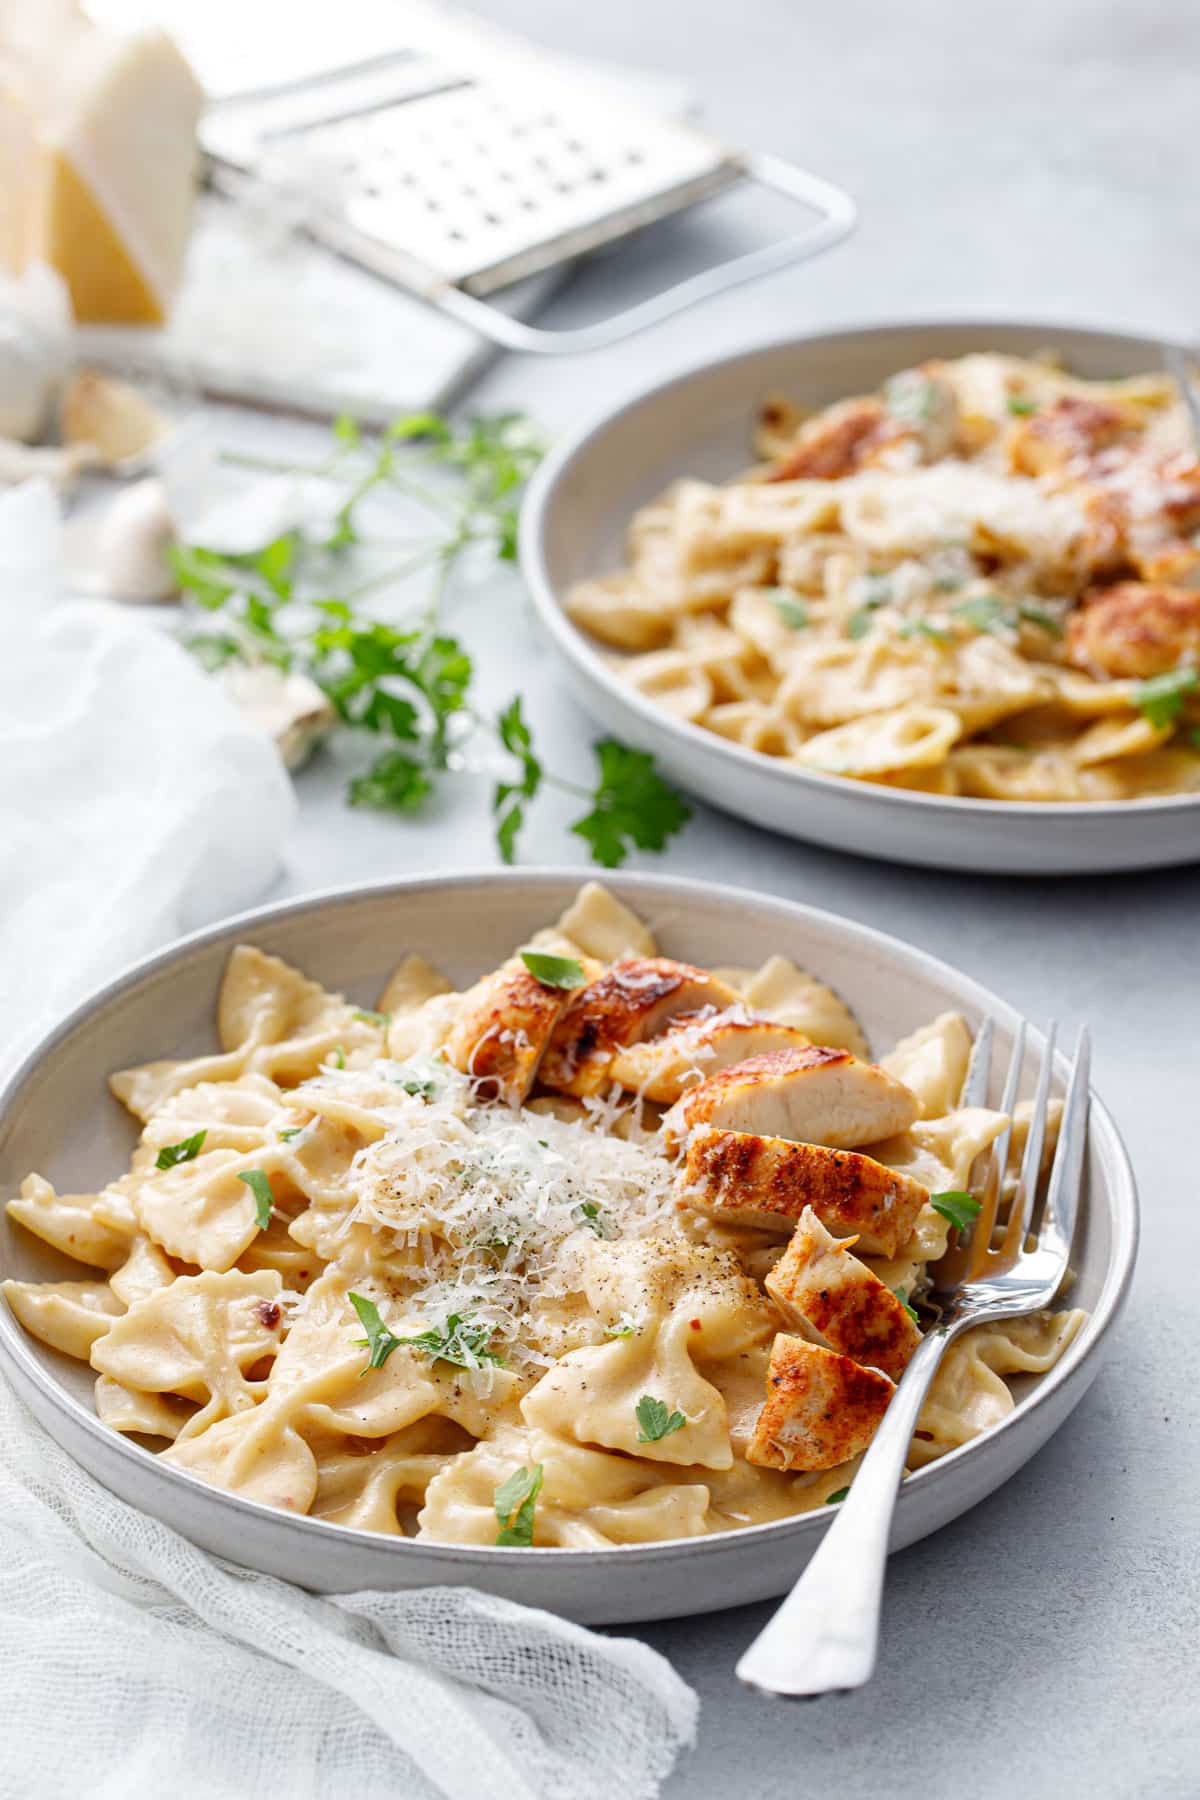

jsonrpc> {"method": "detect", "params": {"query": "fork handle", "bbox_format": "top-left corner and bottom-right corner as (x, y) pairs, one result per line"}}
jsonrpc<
(736, 1327), (952, 1698)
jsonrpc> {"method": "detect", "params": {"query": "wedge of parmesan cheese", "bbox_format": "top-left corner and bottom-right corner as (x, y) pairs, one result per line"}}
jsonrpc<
(0, 8), (203, 324)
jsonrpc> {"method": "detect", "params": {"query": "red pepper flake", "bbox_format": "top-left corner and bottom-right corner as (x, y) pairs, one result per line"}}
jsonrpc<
(689, 1318), (702, 1331)
(257, 1300), (282, 1330)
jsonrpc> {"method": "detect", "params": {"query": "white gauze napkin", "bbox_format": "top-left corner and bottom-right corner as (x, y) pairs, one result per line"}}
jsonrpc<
(0, 480), (698, 1797)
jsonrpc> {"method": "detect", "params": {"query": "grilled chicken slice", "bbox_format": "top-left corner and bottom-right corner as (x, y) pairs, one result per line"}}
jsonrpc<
(765, 1207), (921, 1381)
(608, 1013), (812, 1105)
(1066, 581), (1200, 679)
(1009, 394), (1132, 477)
(539, 959), (739, 1097)
(680, 1128), (928, 1257)
(747, 1335), (894, 1472)
(443, 957), (571, 1104)
(665, 1045), (919, 1150)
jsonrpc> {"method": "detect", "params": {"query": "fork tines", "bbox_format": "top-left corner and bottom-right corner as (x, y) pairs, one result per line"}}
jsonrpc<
(939, 1018), (1090, 1288)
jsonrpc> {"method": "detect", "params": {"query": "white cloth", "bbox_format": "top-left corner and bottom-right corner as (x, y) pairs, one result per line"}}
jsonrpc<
(0, 481), (295, 1072)
(0, 481), (699, 1797)
(0, 1382), (697, 1800)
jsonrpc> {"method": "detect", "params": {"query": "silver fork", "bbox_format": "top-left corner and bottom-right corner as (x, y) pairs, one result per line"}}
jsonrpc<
(736, 1016), (1090, 1699)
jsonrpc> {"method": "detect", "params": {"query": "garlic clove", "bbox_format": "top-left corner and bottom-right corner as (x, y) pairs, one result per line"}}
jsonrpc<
(219, 663), (335, 772)
(60, 369), (169, 469)
(94, 477), (179, 602)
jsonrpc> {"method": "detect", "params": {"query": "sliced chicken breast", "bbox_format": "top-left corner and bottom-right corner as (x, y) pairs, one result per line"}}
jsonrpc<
(680, 1128), (928, 1257)
(765, 1207), (921, 1381)
(443, 958), (570, 1105)
(608, 1012), (812, 1104)
(746, 1335), (894, 1472)
(539, 959), (739, 1097)
(665, 1045), (919, 1150)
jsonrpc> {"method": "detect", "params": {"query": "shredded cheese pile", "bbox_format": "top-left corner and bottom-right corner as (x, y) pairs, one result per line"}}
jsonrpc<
(309, 1058), (679, 1372)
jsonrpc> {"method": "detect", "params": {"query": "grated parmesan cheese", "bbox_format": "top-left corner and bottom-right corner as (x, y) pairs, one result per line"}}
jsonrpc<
(292, 1057), (679, 1373)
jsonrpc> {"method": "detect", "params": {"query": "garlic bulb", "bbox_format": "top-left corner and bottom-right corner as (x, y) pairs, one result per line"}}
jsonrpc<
(95, 478), (179, 602)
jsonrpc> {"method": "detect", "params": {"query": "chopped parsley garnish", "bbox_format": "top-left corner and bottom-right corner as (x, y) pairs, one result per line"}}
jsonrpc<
(952, 593), (1012, 634)
(154, 1129), (207, 1171)
(277, 1126), (304, 1142)
(399, 1077), (437, 1099)
(846, 607), (877, 641)
(884, 372), (939, 425)
(520, 950), (585, 989)
(893, 1288), (920, 1326)
(347, 1291), (403, 1373)
(825, 1486), (851, 1505)
(1017, 603), (1064, 637)
(237, 1169), (275, 1232)
(494, 1462), (543, 1546)
(1006, 395), (1038, 416)
(771, 592), (809, 629)
(635, 1395), (687, 1442)
(605, 1313), (637, 1338)
(352, 1008), (390, 1027)
(393, 1310), (505, 1371)
(899, 619), (952, 645)
(931, 1190), (983, 1231)
(576, 1200), (616, 1240)
(1134, 667), (1198, 730)
(330, 1046), (346, 1069)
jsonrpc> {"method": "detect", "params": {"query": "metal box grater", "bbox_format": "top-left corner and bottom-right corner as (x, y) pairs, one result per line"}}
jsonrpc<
(199, 6), (855, 353)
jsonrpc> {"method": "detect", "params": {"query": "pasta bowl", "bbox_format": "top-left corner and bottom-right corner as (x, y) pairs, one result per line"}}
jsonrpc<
(0, 871), (1137, 1623)
(520, 318), (1200, 874)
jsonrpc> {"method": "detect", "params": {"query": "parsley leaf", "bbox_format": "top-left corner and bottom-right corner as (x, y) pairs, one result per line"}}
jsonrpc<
(893, 1287), (920, 1326)
(605, 1313), (637, 1338)
(1134, 667), (1198, 730)
(576, 1200), (616, 1240)
(825, 1486), (851, 1505)
(353, 1008), (390, 1026)
(1018, 603), (1064, 636)
(571, 740), (691, 869)
(899, 619), (952, 645)
(393, 1311), (505, 1371)
(846, 608), (876, 641)
(348, 750), (432, 814)
(330, 1046), (346, 1069)
(931, 1190), (983, 1231)
(237, 1169), (275, 1232)
(1006, 395), (1038, 416)
(635, 1395), (687, 1442)
(952, 594), (1013, 634)
(770, 592), (809, 630)
(278, 1126), (304, 1142)
(399, 1077), (436, 1099)
(520, 950), (585, 989)
(348, 1290), (403, 1373)
(154, 1129), (207, 1171)
(494, 1462), (543, 1546)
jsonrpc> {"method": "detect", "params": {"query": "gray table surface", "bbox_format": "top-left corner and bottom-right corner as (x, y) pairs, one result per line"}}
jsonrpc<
(254, 1), (1199, 1791)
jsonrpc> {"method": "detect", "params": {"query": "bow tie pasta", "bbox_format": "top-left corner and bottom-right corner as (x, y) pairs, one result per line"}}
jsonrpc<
(3, 883), (1086, 1547)
(568, 353), (1200, 802)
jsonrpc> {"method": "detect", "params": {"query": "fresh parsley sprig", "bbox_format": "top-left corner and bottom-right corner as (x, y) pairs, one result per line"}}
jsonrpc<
(635, 1395), (687, 1443)
(392, 1311), (506, 1372)
(1134, 667), (1198, 730)
(173, 412), (690, 869)
(347, 1291), (403, 1373)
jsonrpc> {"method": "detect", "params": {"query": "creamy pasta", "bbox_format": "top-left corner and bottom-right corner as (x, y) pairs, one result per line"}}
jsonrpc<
(3, 884), (1085, 1545)
(567, 353), (1200, 801)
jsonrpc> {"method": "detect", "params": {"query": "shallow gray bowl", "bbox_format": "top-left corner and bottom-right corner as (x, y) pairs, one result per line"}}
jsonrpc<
(0, 871), (1137, 1623)
(520, 318), (1200, 875)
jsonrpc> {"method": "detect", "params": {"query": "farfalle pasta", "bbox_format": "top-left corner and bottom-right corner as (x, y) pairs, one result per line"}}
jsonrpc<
(567, 353), (1200, 801)
(3, 884), (1085, 1546)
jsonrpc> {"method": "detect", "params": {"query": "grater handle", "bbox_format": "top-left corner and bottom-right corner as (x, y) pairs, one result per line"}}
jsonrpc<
(430, 154), (856, 354)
